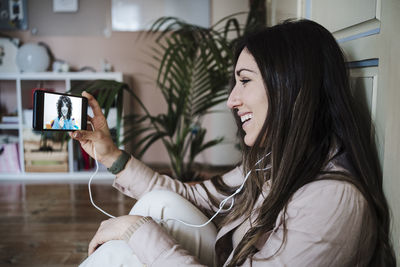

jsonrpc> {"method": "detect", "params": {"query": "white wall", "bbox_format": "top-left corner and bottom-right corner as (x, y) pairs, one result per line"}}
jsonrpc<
(198, 0), (250, 166)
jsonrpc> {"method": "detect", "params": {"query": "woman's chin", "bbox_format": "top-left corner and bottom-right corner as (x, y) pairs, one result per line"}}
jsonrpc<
(244, 135), (255, 147)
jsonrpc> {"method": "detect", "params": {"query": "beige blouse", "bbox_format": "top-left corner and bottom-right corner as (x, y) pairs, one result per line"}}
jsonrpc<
(113, 153), (373, 266)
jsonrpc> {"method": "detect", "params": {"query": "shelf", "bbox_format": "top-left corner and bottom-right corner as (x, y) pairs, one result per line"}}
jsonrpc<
(0, 123), (19, 130)
(0, 72), (125, 181)
(0, 171), (115, 181)
(0, 72), (123, 81)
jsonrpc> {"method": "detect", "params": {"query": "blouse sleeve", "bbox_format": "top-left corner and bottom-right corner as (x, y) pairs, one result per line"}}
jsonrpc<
(112, 156), (244, 220)
(249, 180), (372, 267)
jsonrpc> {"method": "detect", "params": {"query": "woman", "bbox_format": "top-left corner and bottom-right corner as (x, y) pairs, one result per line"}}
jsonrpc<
(73, 20), (396, 266)
(51, 95), (78, 130)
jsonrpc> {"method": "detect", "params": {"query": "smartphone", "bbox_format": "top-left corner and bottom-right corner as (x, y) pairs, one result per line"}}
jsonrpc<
(33, 90), (88, 131)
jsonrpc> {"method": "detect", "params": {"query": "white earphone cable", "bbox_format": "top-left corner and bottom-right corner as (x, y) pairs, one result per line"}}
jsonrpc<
(87, 122), (116, 219)
(86, 121), (270, 227)
(156, 152), (271, 228)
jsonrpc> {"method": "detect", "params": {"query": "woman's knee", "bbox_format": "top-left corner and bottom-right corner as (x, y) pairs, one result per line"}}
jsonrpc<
(129, 190), (217, 267)
(129, 190), (199, 219)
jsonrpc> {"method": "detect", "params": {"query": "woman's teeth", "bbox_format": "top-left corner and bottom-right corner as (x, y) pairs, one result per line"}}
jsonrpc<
(240, 113), (253, 123)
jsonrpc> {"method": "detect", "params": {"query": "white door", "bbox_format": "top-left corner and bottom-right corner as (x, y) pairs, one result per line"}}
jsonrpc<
(270, 0), (400, 261)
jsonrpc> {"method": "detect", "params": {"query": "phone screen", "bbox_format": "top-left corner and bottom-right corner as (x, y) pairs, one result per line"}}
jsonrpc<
(33, 90), (87, 131)
(43, 92), (83, 130)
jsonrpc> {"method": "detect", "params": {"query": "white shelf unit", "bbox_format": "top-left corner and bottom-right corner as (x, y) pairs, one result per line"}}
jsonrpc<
(0, 72), (124, 180)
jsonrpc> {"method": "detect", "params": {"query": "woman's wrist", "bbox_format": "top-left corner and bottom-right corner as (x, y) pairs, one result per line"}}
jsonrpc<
(102, 149), (123, 168)
(122, 216), (152, 242)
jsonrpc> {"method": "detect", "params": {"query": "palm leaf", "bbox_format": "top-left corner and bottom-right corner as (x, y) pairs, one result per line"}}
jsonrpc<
(119, 9), (266, 180)
(135, 131), (168, 158)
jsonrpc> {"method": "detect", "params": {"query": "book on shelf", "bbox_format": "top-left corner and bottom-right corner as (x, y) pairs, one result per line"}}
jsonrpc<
(1, 116), (18, 124)
(0, 143), (21, 173)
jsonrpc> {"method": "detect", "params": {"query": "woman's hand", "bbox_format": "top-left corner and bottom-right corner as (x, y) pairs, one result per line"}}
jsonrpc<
(59, 117), (64, 128)
(69, 91), (121, 168)
(88, 215), (143, 256)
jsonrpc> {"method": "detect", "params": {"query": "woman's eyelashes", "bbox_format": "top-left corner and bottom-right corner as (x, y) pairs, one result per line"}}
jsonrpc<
(239, 78), (251, 85)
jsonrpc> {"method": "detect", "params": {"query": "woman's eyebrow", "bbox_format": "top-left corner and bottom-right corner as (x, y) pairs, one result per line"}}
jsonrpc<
(236, 68), (256, 76)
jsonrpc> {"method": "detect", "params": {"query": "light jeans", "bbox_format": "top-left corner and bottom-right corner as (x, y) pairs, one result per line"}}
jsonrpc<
(79, 190), (218, 267)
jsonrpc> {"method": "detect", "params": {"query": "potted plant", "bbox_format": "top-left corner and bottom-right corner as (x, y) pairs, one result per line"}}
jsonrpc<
(74, 0), (266, 181)
(70, 80), (126, 147)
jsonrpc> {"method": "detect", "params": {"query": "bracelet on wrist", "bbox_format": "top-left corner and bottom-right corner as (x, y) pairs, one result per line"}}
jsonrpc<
(107, 150), (130, 174)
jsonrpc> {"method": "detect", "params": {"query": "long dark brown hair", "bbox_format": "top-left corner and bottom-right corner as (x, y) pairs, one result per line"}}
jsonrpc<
(207, 19), (396, 266)
(56, 95), (72, 119)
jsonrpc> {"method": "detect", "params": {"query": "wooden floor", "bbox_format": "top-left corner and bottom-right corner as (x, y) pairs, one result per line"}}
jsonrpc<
(0, 181), (136, 267)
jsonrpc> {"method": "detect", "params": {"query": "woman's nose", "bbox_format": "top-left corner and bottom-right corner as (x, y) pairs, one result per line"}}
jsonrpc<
(227, 87), (241, 109)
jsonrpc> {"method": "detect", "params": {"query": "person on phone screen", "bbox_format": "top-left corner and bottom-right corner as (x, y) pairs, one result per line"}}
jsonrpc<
(51, 95), (78, 130)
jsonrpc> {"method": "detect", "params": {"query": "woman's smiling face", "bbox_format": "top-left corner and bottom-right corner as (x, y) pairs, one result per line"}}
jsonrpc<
(227, 49), (269, 147)
(61, 101), (68, 117)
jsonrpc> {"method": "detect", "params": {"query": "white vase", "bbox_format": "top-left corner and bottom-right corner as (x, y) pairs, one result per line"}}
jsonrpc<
(16, 43), (50, 72)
